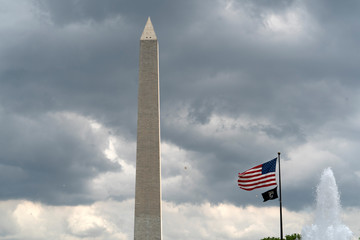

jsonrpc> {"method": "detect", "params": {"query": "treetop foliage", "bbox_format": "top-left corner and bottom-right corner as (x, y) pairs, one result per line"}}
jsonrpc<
(261, 233), (301, 240)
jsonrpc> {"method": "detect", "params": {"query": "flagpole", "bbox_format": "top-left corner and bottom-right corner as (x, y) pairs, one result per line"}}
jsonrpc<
(278, 152), (283, 240)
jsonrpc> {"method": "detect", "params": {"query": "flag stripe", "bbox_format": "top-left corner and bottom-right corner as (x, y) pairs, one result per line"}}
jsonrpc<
(238, 172), (274, 180)
(239, 166), (261, 174)
(237, 158), (277, 191)
(237, 173), (276, 183)
(238, 176), (276, 188)
(238, 180), (276, 188)
(240, 183), (277, 191)
(238, 170), (262, 177)
(240, 170), (261, 176)
(239, 182), (277, 191)
(238, 176), (276, 187)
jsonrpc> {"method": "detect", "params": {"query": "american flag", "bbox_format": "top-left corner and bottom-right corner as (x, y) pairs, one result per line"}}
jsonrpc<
(238, 158), (277, 191)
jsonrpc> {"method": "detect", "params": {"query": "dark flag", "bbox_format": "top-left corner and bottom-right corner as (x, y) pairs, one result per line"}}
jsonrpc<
(262, 187), (278, 202)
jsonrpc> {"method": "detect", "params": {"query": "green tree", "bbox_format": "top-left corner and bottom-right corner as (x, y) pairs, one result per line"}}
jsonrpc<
(261, 233), (301, 240)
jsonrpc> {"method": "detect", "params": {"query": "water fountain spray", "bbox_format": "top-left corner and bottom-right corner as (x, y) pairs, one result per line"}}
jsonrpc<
(302, 168), (353, 240)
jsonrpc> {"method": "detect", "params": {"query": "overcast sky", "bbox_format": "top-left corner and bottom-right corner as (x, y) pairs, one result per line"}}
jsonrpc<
(0, 0), (360, 239)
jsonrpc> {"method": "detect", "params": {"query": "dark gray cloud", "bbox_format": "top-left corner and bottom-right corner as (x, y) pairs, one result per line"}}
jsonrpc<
(1, 0), (360, 214)
(0, 110), (120, 205)
(0, 7), (139, 137)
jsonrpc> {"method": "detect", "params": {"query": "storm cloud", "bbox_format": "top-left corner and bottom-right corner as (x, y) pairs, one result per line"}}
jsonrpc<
(0, 0), (360, 239)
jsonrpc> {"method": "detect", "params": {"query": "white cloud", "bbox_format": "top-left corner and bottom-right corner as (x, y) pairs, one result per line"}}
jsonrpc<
(264, 11), (303, 35)
(162, 201), (311, 240)
(283, 132), (360, 189)
(0, 197), (357, 240)
(342, 207), (360, 239)
(284, 143), (341, 186)
(161, 142), (205, 201)
(67, 205), (117, 238)
(0, 199), (308, 240)
(91, 126), (136, 200)
(0, 199), (133, 240)
(0, 200), (18, 236)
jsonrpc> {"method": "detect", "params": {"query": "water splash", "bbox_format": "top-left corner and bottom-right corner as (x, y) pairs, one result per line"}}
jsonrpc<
(302, 168), (353, 240)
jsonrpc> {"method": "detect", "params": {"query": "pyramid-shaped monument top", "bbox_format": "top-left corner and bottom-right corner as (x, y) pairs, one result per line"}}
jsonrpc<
(141, 17), (157, 40)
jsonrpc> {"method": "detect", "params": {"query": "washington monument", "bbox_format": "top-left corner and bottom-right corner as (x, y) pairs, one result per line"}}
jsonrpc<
(134, 17), (162, 240)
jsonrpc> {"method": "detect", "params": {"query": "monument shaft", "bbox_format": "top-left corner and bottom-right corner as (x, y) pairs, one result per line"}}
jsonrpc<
(134, 18), (162, 240)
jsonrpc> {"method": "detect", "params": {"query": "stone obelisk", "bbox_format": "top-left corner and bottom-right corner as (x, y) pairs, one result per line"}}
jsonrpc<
(134, 17), (162, 240)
